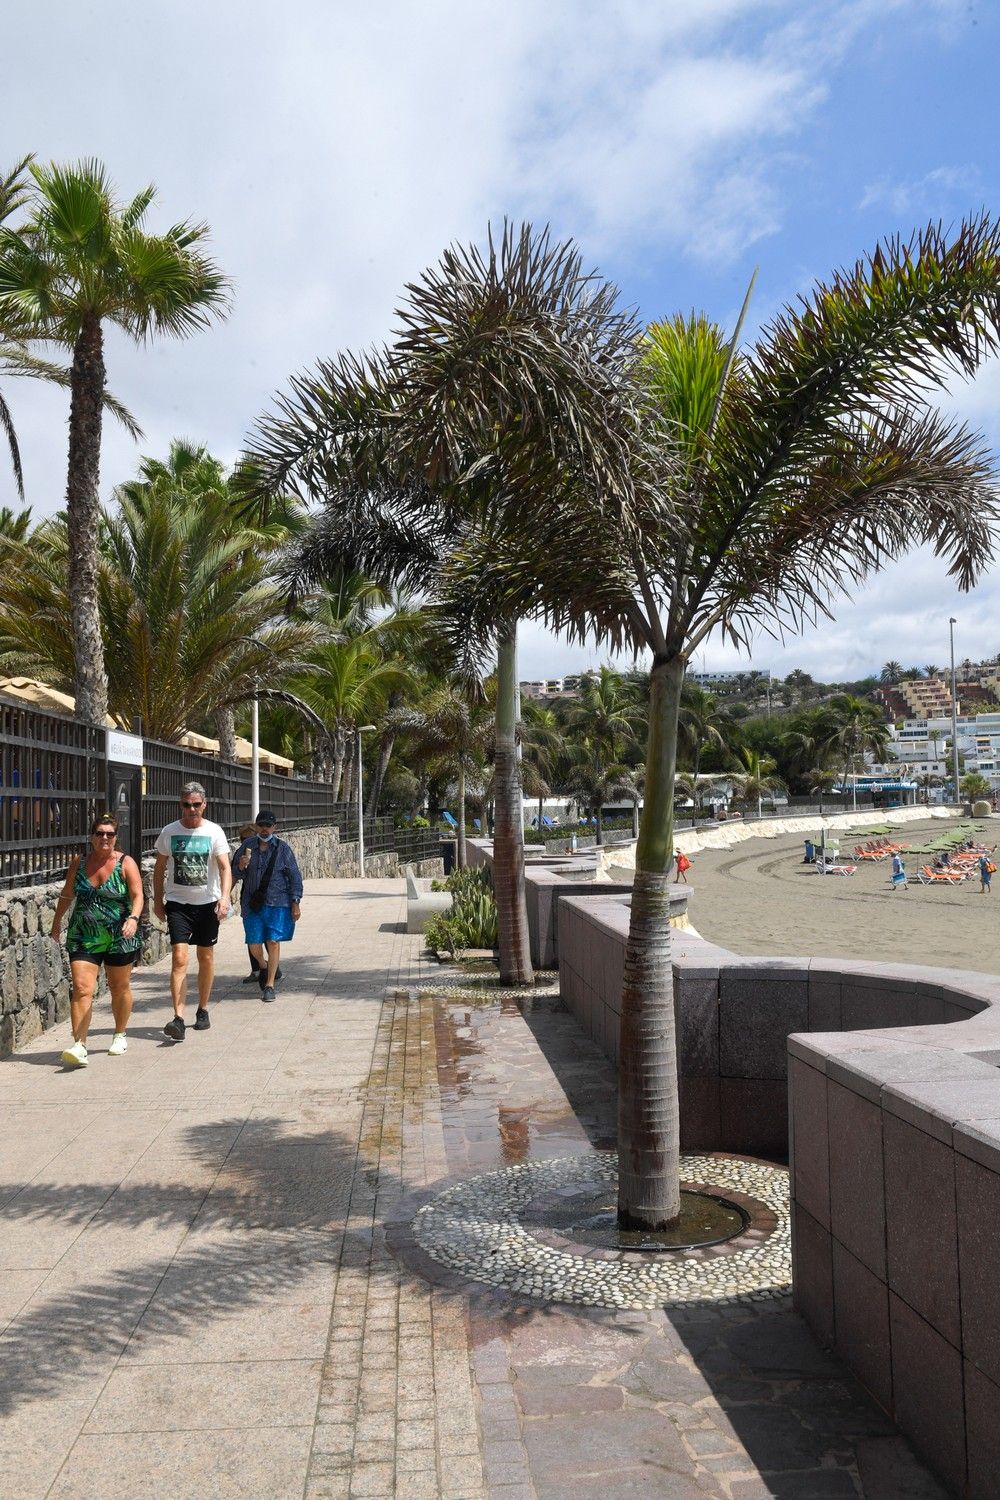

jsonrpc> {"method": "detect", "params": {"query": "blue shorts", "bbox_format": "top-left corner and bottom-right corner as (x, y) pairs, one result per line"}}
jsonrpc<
(242, 904), (295, 944)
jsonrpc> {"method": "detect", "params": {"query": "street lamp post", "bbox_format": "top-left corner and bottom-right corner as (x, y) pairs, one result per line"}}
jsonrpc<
(950, 618), (961, 807)
(250, 688), (260, 820)
(356, 725), (377, 878)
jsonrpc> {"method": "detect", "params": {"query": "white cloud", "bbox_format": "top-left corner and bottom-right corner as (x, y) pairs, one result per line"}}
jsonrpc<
(859, 166), (982, 217)
(2, 0), (995, 691)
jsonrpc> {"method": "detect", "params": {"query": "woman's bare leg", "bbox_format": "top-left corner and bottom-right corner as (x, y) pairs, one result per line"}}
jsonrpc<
(107, 964), (135, 1033)
(69, 959), (99, 1043)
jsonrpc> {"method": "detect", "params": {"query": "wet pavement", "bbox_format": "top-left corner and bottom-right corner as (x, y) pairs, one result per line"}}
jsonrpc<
(0, 878), (948, 1498)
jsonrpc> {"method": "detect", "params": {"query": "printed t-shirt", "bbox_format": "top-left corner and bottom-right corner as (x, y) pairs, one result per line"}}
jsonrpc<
(155, 818), (231, 905)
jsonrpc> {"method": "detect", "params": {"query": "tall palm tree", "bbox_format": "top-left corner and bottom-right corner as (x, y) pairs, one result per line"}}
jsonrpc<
(924, 664), (940, 678)
(880, 660), (904, 684)
(442, 219), (1000, 1229)
(0, 159), (229, 725)
(520, 699), (564, 828)
(248, 225), (640, 987)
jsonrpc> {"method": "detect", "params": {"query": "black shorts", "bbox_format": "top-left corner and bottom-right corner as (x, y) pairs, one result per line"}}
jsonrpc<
(165, 900), (220, 948)
(68, 949), (137, 968)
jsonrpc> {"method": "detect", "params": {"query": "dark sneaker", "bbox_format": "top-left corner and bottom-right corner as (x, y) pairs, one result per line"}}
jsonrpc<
(257, 965), (283, 987)
(163, 1016), (185, 1042)
(262, 985), (277, 1003)
(242, 970), (260, 984)
(193, 1008), (211, 1031)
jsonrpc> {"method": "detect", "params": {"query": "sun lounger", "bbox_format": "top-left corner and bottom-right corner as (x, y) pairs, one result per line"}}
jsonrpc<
(817, 858), (857, 876)
(915, 865), (966, 885)
(854, 847), (888, 861)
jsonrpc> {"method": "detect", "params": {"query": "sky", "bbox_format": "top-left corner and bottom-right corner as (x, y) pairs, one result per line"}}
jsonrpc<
(3, 0), (1000, 684)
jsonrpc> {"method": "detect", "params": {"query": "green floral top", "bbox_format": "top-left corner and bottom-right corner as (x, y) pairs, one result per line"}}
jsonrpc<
(66, 857), (141, 958)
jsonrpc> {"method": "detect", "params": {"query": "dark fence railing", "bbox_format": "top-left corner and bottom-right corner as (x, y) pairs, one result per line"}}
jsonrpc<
(1, 694), (442, 888)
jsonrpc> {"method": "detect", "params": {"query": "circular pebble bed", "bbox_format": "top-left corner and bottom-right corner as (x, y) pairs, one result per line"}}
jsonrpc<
(412, 1152), (790, 1309)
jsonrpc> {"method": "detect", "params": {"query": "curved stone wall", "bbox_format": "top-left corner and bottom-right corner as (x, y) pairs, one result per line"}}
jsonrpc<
(555, 890), (1000, 1497)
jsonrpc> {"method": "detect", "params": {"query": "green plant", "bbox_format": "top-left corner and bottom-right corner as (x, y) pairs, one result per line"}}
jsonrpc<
(425, 864), (498, 954)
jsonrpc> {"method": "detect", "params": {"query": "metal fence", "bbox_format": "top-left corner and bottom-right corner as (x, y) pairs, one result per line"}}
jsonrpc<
(0, 694), (441, 888)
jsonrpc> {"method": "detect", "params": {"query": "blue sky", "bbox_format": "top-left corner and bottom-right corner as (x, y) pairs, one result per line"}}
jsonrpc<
(3, 0), (999, 683)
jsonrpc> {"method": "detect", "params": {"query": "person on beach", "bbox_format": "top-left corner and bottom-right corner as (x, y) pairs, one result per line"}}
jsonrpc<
(153, 782), (231, 1040)
(674, 850), (691, 883)
(891, 852), (907, 891)
(980, 853), (994, 894)
(51, 813), (143, 1067)
(231, 809), (302, 1002)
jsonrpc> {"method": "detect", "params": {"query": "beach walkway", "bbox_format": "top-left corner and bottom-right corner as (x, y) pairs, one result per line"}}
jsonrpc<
(0, 878), (947, 1499)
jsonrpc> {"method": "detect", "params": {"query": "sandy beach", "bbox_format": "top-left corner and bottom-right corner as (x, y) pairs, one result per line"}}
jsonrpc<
(682, 817), (1000, 976)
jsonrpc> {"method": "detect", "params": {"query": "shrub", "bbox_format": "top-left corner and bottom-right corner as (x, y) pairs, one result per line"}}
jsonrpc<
(425, 863), (498, 954)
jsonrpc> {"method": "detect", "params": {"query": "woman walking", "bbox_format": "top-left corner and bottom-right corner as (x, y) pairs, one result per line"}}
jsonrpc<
(51, 813), (144, 1067)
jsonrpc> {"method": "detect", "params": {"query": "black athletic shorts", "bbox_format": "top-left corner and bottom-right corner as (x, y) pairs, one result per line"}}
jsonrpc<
(165, 900), (220, 948)
(68, 949), (137, 968)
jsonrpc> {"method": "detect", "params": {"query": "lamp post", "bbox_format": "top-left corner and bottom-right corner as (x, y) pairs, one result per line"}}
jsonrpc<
(356, 725), (377, 878)
(250, 688), (260, 821)
(950, 618), (961, 807)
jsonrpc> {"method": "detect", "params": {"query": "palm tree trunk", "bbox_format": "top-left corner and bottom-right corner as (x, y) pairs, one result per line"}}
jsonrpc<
(457, 763), (467, 869)
(493, 623), (533, 985)
(618, 651), (683, 1230)
(216, 708), (237, 762)
(596, 806), (604, 845)
(66, 312), (110, 726)
(331, 725), (346, 801)
(632, 799), (640, 840)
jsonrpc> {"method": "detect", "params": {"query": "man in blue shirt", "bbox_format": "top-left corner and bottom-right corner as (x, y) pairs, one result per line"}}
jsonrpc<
(232, 809), (303, 1002)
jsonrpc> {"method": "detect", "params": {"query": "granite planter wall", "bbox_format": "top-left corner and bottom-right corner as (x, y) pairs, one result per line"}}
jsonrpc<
(0, 826), (442, 1057)
(555, 889), (1000, 1497)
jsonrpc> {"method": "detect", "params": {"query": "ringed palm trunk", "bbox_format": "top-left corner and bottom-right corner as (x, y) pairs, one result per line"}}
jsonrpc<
(66, 312), (110, 727)
(618, 652), (684, 1230)
(216, 708), (238, 763)
(493, 623), (533, 985)
(596, 805), (604, 845)
(457, 763), (467, 870)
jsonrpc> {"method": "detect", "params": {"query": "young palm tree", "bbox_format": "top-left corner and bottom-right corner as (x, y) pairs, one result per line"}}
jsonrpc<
(732, 747), (784, 820)
(387, 686), (493, 867)
(677, 685), (738, 803)
(0, 160), (229, 725)
(441, 220), (1000, 1229)
(0, 485), (320, 741)
(520, 699), (565, 829)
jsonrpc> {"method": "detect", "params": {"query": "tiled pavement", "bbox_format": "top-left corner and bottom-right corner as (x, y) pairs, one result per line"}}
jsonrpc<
(0, 878), (948, 1499)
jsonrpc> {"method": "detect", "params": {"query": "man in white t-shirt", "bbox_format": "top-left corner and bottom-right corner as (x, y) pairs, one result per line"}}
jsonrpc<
(153, 781), (232, 1041)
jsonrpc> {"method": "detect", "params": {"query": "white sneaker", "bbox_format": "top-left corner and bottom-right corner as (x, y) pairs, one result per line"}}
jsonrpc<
(61, 1041), (88, 1068)
(108, 1033), (128, 1057)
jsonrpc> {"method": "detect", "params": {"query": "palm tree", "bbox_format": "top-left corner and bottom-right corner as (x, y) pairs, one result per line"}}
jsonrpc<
(0, 482), (320, 740)
(924, 664), (940, 678)
(819, 695), (890, 804)
(248, 226), (639, 987)
(521, 699), (564, 829)
(732, 747), (784, 820)
(440, 219), (1000, 1229)
(388, 686), (493, 867)
(0, 503), (31, 541)
(116, 439), (306, 757)
(678, 684), (738, 802)
(880, 660), (904, 684)
(0, 160), (229, 725)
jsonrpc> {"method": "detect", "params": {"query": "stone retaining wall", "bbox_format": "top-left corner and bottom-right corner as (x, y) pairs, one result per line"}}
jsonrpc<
(0, 827), (442, 1056)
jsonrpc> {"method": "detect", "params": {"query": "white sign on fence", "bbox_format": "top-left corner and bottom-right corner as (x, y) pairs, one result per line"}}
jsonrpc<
(107, 731), (144, 767)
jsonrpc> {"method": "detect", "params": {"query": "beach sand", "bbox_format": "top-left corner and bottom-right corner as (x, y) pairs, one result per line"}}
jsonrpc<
(683, 818), (1000, 976)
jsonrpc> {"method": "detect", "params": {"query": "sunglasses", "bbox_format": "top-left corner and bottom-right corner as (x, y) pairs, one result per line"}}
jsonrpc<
(181, 801), (204, 809)
(94, 831), (116, 838)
